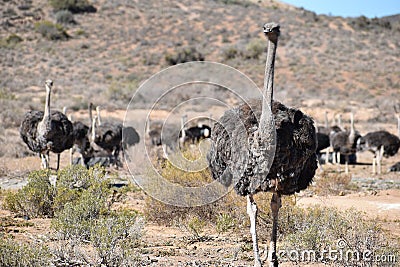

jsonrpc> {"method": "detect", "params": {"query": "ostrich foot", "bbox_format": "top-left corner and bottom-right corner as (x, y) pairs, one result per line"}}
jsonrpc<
(247, 195), (263, 267)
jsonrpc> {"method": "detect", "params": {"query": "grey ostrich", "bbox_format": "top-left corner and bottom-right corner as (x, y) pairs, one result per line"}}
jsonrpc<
(330, 113), (360, 173)
(20, 80), (74, 170)
(357, 130), (400, 174)
(207, 23), (317, 267)
(89, 106), (123, 166)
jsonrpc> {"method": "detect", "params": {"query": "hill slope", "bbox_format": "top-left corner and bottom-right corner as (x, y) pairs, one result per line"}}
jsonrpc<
(0, 0), (399, 156)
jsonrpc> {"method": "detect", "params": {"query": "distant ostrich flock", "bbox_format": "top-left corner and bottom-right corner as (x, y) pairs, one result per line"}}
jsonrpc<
(19, 80), (212, 170)
(316, 111), (400, 174)
(20, 80), (140, 170)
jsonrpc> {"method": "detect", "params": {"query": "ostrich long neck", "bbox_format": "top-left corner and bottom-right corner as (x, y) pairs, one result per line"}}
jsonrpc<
(42, 83), (51, 126)
(260, 36), (278, 130)
(397, 114), (400, 138)
(88, 103), (93, 126)
(96, 107), (102, 126)
(91, 117), (97, 141)
(348, 113), (356, 143)
(324, 112), (329, 128)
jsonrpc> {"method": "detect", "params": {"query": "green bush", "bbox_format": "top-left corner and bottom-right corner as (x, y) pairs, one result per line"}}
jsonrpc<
(90, 210), (143, 265)
(49, 0), (96, 13)
(52, 186), (109, 240)
(165, 47), (205, 65)
(34, 20), (69, 40)
(216, 213), (235, 234)
(3, 170), (55, 218)
(222, 46), (239, 60)
(55, 10), (76, 25)
(245, 38), (265, 59)
(280, 206), (399, 265)
(0, 237), (50, 266)
(0, 34), (23, 48)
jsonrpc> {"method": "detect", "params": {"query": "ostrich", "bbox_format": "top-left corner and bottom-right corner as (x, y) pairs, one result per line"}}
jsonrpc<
(185, 123), (211, 144)
(90, 107), (123, 166)
(357, 130), (400, 174)
(20, 80), (74, 170)
(71, 118), (91, 166)
(389, 162), (400, 172)
(121, 126), (140, 162)
(207, 23), (317, 267)
(330, 113), (360, 173)
(316, 132), (330, 165)
(179, 115), (211, 146)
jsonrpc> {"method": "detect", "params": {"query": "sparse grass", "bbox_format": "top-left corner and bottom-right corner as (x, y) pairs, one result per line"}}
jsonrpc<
(216, 213), (236, 234)
(106, 79), (139, 103)
(0, 88), (16, 100)
(280, 206), (399, 265)
(312, 171), (354, 195)
(0, 237), (51, 267)
(0, 34), (23, 49)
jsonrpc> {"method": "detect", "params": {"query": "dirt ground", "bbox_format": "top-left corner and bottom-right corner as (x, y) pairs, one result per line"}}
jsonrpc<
(1, 107), (400, 266)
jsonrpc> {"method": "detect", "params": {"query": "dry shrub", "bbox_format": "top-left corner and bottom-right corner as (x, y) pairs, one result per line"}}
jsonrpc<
(0, 237), (51, 267)
(34, 20), (69, 41)
(313, 171), (354, 196)
(281, 206), (399, 266)
(3, 169), (55, 218)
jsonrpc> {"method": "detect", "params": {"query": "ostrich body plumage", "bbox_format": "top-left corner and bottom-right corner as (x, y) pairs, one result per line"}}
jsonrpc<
(358, 130), (400, 157)
(208, 99), (317, 196)
(20, 110), (74, 155)
(92, 122), (123, 154)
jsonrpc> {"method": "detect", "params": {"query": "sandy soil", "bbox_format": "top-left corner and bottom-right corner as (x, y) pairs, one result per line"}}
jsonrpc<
(1, 108), (399, 266)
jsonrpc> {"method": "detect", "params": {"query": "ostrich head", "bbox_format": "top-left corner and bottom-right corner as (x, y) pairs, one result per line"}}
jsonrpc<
(263, 22), (280, 43)
(45, 79), (53, 88)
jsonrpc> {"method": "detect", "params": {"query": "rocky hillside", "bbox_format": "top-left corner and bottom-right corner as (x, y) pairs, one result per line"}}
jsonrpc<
(0, 0), (399, 156)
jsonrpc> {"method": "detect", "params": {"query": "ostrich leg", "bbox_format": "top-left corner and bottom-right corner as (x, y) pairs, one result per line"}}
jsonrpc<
(56, 154), (60, 171)
(247, 195), (263, 267)
(372, 157), (376, 174)
(377, 146), (384, 174)
(40, 153), (48, 169)
(69, 148), (74, 165)
(268, 192), (281, 267)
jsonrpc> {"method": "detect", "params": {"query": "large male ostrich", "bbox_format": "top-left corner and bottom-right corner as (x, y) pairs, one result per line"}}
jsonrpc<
(207, 23), (317, 267)
(20, 80), (74, 170)
(357, 130), (400, 174)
